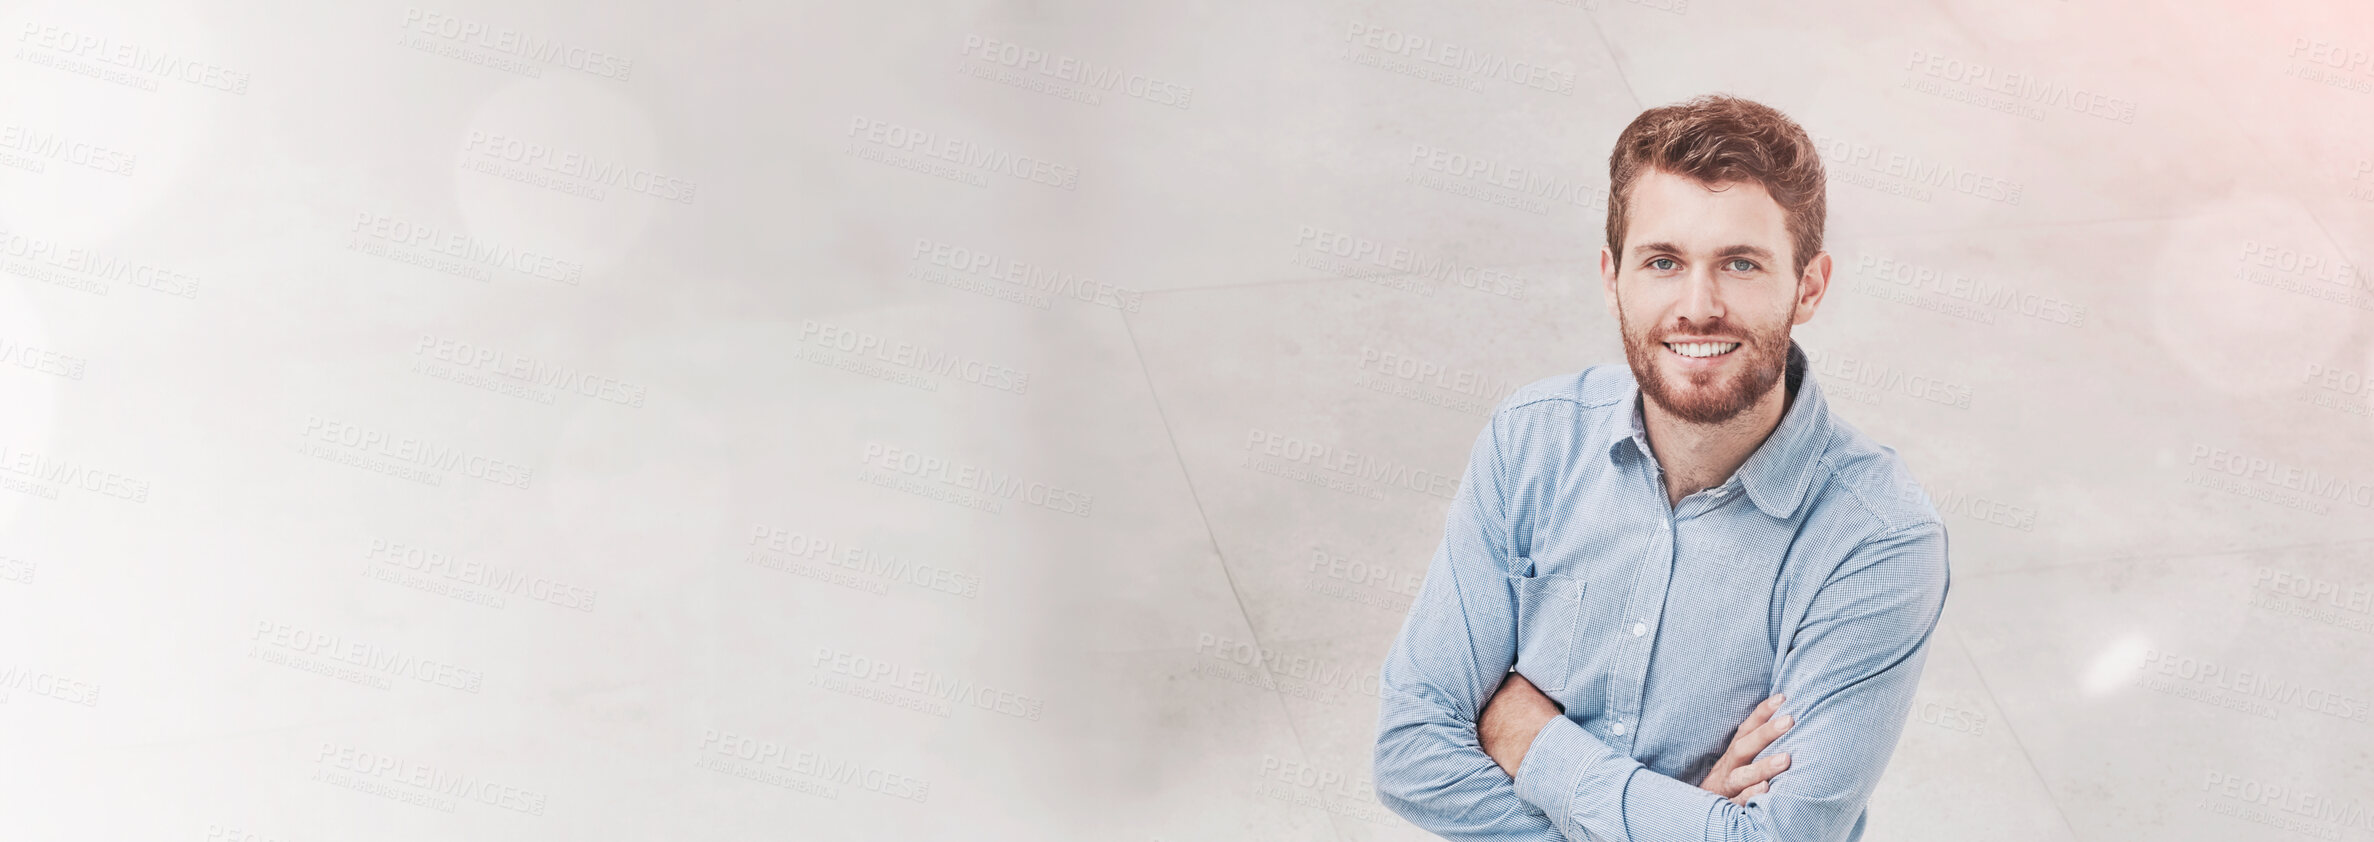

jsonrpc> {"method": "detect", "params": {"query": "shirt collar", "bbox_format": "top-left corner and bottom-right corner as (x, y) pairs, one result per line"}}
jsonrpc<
(1607, 339), (1832, 519)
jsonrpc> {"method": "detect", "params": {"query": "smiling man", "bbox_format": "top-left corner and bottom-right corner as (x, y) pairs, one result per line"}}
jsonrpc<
(1373, 94), (1951, 841)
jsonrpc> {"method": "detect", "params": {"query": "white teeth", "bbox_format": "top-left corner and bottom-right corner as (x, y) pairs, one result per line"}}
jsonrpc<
(1667, 342), (1741, 359)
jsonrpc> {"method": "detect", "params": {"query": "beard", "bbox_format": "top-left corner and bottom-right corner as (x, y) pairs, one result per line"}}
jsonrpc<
(1618, 303), (1792, 426)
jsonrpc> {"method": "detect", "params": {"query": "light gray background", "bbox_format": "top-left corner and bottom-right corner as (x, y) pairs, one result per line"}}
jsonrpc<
(1, 0), (2371, 839)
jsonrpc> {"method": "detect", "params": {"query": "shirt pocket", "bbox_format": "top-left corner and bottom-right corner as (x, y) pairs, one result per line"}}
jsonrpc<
(1508, 565), (1585, 693)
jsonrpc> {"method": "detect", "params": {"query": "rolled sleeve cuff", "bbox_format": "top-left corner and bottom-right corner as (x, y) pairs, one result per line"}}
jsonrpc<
(1513, 715), (1721, 841)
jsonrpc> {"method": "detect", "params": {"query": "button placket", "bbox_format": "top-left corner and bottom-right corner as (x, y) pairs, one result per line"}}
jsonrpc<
(1610, 507), (1675, 752)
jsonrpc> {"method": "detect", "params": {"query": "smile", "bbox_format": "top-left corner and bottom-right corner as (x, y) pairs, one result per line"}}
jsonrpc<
(1665, 341), (1741, 359)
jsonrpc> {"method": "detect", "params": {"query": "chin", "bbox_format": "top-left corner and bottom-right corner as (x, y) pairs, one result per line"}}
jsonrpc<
(1648, 371), (1758, 424)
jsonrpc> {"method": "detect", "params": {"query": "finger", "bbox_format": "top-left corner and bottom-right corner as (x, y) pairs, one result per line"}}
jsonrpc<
(1724, 764), (1758, 792)
(1730, 781), (1769, 805)
(1719, 717), (1790, 775)
(1729, 712), (1795, 764)
(1723, 751), (1791, 791)
(1733, 694), (1785, 738)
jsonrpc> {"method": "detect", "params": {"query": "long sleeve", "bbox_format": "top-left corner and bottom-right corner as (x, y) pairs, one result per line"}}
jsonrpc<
(1373, 413), (1567, 839)
(1510, 521), (1950, 842)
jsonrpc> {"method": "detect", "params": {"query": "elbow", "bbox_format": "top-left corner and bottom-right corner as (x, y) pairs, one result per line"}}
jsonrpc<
(1370, 730), (1431, 827)
(1370, 719), (1422, 805)
(1370, 718), (1484, 820)
(1370, 717), (1453, 814)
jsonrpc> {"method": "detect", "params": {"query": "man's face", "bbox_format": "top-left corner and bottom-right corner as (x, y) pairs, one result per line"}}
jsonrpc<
(1602, 167), (1828, 425)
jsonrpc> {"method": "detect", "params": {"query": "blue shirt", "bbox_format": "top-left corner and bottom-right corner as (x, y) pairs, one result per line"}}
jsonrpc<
(1374, 340), (1951, 842)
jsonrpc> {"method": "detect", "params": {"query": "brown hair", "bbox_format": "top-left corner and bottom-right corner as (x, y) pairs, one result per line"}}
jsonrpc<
(1606, 94), (1826, 278)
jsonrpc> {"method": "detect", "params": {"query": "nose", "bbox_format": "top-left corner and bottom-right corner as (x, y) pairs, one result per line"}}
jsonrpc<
(1674, 264), (1725, 327)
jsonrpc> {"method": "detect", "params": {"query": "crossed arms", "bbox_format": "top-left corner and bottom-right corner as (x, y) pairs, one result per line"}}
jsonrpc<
(1371, 418), (1948, 841)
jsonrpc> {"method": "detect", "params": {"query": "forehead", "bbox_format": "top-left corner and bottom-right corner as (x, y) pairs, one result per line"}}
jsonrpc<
(1624, 167), (1789, 251)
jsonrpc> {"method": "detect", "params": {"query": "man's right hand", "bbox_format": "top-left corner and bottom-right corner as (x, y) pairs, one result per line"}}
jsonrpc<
(1697, 693), (1794, 805)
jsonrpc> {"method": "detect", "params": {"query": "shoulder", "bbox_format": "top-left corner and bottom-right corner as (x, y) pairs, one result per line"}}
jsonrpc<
(1480, 363), (1635, 458)
(1493, 363), (1634, 421)
(1802, 414), (1950, 575)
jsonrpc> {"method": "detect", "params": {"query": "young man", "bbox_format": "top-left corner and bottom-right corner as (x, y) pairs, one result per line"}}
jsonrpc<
(1373, 94), (1950, 841)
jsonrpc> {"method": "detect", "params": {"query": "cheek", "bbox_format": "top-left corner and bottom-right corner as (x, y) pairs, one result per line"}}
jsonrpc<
(1618, 289), (1674, 324)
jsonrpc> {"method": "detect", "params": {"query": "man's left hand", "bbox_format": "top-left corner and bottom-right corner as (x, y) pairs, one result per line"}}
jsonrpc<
(1478, 671), (1563, 776)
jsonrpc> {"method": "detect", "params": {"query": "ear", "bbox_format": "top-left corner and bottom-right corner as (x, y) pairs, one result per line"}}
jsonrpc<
(1791, 251), (1832, 326)
(1600, 246), (1621, 321)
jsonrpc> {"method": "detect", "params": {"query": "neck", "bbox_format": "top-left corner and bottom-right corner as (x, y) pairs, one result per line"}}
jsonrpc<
(1641, 378), (1793, 508)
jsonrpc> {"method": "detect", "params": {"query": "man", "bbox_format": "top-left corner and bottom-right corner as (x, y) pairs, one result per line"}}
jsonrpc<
(1372, 94), (1950, 842)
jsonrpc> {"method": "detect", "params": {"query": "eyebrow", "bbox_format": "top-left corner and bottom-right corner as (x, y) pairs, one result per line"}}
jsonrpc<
(1631, 242), (1776, 261)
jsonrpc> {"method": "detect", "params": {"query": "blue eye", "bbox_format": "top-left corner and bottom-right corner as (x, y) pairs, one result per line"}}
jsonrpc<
(1727, 258), (1758, 272)
(1649, 257), (1678, 271)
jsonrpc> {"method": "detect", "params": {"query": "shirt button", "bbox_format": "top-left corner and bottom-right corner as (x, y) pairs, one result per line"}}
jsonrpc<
(1610, 721), (1627, 736)
(1630, 622), (1647, 637)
